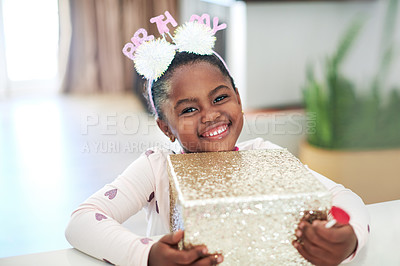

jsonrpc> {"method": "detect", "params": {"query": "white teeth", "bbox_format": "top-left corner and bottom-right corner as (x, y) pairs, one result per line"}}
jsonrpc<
(203, 125), (228, 137)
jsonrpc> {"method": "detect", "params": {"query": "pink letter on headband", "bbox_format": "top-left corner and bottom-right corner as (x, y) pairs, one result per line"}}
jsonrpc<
(212, 17), (227, 35)
(122, 28), (154, 60)
(150, 11), (178, 36)
(122, 43), (135, 60)
(189, 14), (226, 35)
(131, 28), (154, 47)
(189, 14), (211, 28)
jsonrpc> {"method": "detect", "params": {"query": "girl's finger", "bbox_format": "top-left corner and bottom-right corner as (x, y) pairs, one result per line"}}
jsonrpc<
(313, 222), (355, 243)
(299, 222), (333, 252)
(169, 245), (209, 264)
(159, 230), (184, 245)
(293, 240), (324, 266)
(299, 232), (334, 260)
(192, 253), (224, 266)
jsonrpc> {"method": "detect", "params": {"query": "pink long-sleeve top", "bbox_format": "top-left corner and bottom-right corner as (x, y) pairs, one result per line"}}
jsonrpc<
(65, 138), (369, 265)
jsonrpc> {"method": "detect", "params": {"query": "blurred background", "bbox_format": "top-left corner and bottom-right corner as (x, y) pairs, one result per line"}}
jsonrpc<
(1, 0), (399, 259)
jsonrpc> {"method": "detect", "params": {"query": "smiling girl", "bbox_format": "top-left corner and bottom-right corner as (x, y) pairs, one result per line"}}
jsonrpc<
(65, 13), (369, 266)
(155, 53), (243, 153)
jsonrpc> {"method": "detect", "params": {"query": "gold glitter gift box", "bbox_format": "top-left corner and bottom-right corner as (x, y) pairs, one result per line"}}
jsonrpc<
(168, 149), (331, 265)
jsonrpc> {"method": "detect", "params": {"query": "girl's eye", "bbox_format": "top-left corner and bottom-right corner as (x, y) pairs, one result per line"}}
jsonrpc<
(181, 107), (197, 114)
(214, 95), (228, 103)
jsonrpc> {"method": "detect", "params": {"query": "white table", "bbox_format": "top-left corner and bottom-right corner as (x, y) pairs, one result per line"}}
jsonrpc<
(1, 200), (399, 266)
(346, 199), (400, 266)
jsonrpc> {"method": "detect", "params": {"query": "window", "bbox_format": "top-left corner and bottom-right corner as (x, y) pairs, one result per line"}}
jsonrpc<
(1, 0), (59, 89)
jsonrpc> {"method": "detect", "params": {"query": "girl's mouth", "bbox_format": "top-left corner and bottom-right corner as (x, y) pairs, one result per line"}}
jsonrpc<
(200, 123), (229, 139)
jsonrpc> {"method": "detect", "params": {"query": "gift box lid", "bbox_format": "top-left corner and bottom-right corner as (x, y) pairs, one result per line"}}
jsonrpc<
(167, 149), (330, 208)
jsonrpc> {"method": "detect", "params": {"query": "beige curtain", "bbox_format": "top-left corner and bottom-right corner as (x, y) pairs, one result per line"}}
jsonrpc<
(59, 0), (177, 94)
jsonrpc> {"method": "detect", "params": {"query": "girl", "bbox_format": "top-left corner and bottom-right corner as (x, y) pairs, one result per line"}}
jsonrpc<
(65, 13), (369, 266)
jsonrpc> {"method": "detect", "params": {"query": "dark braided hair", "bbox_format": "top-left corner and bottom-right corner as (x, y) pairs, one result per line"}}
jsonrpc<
(144, 52), (236, 120)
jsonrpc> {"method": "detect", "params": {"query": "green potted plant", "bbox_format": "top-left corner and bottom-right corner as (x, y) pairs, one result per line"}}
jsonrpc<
(299, 0), (400, 204)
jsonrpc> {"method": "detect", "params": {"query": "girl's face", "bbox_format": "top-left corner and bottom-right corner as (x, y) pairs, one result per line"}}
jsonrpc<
(157, 61), (243, 153)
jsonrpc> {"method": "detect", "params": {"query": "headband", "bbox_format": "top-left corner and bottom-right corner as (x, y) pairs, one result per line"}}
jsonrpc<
(122, 11), (230, 117)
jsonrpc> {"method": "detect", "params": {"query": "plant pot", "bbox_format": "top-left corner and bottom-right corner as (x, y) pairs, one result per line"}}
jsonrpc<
(299, 140), (400, 204)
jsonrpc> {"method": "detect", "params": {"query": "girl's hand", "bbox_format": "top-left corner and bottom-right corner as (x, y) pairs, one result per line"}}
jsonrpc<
(292, 220), (357, 266)
(148, 230), (223, 266)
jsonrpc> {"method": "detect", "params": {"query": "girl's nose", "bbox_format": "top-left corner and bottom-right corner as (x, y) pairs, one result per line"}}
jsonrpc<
(201, 109), (221, 123)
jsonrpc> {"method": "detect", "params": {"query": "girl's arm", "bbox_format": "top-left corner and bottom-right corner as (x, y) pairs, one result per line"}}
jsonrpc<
(295, 167), (370, 265)
(66, 150), (224, 266)
(65, 154), (157, 266)
(308, 167), (370, 262)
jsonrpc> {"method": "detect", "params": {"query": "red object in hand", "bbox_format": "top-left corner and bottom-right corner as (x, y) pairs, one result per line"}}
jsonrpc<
(330, 206), (350, 224)
(325, 206), (350, 228)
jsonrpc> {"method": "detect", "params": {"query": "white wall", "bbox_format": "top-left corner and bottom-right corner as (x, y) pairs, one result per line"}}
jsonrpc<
(0, 1), (8, 97)
(246, 0), (400, 109)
